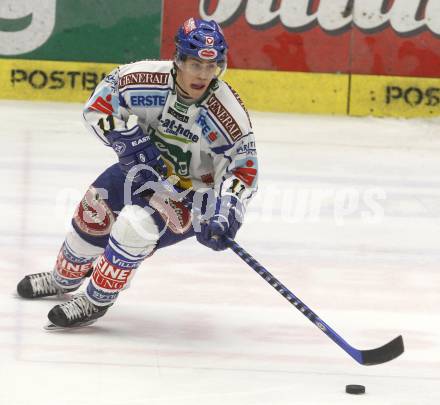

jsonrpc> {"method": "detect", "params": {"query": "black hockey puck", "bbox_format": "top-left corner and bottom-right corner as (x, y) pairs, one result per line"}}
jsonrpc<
(345, 384), (365, 395)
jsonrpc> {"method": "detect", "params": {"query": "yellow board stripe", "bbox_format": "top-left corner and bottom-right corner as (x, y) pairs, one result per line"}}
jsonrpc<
(223, 68), (349, 115)
(1, 58), (439, 118)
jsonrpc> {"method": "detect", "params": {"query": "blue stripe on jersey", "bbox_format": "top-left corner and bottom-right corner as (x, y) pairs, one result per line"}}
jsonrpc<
(120, 86), (171, 94)
(210, 144), (234, 155)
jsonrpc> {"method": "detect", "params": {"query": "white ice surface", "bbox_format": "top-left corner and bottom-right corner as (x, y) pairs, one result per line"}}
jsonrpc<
(0, 100), (439, 405)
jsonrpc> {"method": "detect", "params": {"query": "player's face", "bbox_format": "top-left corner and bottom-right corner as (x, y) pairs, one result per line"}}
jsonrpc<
(176, 57), (219, 100)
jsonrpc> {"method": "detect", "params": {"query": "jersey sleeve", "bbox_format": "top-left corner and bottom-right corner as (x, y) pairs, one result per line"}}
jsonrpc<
(82, 67), (129, 145)
(212, 131), (258, 208)
(206, 87), (258, 208)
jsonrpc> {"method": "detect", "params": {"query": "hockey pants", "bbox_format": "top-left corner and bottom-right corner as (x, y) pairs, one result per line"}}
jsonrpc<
(52, 163), (195, 305)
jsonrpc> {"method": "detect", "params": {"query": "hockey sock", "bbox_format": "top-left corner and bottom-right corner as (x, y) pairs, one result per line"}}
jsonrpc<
(85, 236), (147, 306)
(52, 240), (98, 290)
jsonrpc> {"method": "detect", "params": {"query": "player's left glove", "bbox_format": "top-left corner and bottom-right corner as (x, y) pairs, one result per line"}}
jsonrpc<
(196, 195), (244, 251)
(107, 125), (167, 184)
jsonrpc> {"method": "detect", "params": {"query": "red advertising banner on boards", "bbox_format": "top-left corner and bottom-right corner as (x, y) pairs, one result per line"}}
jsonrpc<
(161, 0), (440, 78)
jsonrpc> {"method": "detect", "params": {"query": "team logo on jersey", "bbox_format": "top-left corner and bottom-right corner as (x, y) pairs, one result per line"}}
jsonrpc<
(168, 106), (189, 123)
(198, 48), (218, 60)
(184, 18), (197, 34)
(205, 36), (214, 46)
(151, 131), (193, 178)
(207, 94), (243, 141)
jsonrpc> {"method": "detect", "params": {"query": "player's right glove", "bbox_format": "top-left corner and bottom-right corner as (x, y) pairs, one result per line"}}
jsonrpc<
(106, 125), (167, 184)
(196, 195), (244, 251)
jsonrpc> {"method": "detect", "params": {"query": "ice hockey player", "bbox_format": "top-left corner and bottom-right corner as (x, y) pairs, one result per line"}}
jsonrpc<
(16, 18), (258, 329)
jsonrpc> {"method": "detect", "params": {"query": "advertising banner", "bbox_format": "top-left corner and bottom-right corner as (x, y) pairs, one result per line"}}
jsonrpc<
(350, 74), (440, 117)
(0, 0), (161, 63)
(1, 0), (438, 117)
(161, 0), (440, 78)
(0, 59), (117, 102)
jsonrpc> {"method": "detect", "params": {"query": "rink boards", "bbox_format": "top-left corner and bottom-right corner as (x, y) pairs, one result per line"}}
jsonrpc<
(0, 58), (439, 118)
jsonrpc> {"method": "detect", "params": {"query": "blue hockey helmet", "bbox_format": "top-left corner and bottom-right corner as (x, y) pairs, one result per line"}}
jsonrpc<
(175, 18), (228, 65)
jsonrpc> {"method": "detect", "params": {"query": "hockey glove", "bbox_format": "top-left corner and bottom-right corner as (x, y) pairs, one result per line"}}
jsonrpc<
(196, 195), (244, 251)
(107, 125), (167, 184)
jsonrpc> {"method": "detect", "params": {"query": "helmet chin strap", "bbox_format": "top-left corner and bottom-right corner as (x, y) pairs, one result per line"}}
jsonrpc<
(174, 67), (195, 103)
(175, 82), (193, 101)
(176, 82), (189, 96)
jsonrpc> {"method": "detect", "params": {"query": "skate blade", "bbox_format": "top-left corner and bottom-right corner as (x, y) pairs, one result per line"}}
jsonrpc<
(44, 320), (97, 331)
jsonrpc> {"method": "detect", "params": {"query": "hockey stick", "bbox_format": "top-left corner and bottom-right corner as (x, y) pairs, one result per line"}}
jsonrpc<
(224, 237), (404, 366)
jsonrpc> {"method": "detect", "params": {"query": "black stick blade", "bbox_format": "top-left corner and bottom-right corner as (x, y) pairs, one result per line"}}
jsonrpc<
(361, 335), (404, 365)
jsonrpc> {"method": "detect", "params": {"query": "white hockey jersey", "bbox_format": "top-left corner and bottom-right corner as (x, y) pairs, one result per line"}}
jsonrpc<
(83, 60), (258, 206)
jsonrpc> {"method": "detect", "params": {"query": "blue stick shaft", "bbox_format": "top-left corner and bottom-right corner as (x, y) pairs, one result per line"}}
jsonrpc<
(225, 237), (363, 364)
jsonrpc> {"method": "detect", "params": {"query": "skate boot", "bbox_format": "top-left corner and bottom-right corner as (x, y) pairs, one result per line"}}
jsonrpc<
(46, 292), (111, 329)
(17, 272), (79, 299)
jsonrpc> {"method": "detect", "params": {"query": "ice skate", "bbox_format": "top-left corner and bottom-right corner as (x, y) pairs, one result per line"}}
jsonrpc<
(17, 272), (78, 299)
(45, 292), (111, 330)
